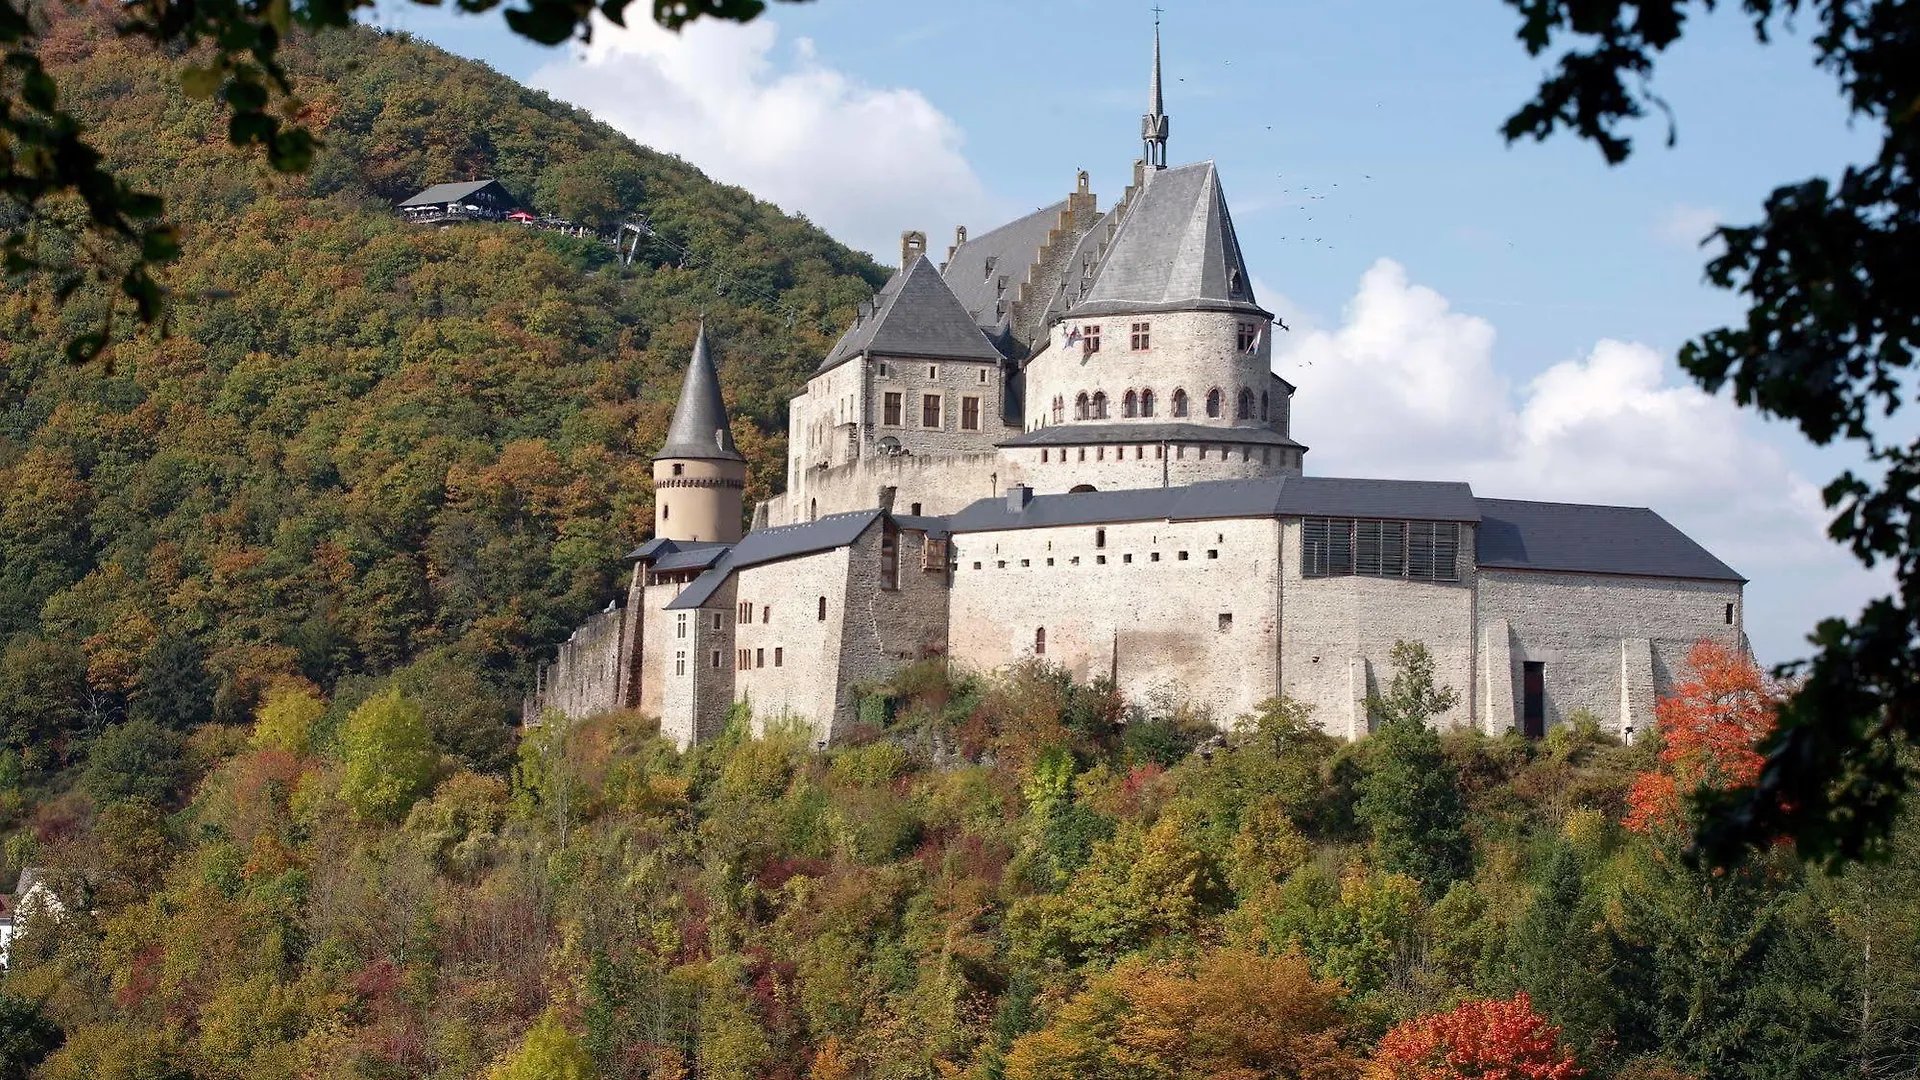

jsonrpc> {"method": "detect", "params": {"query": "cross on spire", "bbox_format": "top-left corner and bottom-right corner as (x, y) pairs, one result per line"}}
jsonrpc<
(1141, 15), (1170, 168)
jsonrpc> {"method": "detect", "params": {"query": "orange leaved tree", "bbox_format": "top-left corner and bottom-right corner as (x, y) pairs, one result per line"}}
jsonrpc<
(1367, 993), (1582, 1080)
(1624, 640), (1780, 835)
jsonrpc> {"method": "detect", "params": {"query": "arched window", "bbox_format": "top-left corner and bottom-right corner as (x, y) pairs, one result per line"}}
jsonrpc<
(818, 596), (828, 621)
(662, 503), (670, 520)
(1068, 483), (1098, 493)
(1034, 627), (1046, 655)
(1171, 389), (1188, 417)
(1140, 389), (1156, 417)
(809, 498), (817, 520)
(1075, 392), (1090, 420)
(1260, 390), (1270, 421)
(1053, 395), (1065, 423)
(1237, 387), (1253, 420)
(1123, 389), (1138, 417)
(1206, 388), (1223, 418)
(1091, 391), (1108, 419)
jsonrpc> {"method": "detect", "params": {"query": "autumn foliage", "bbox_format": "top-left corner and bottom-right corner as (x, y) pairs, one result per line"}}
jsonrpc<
(1624, 640), (1780, 834)
(1367, 994), (1582, 1080)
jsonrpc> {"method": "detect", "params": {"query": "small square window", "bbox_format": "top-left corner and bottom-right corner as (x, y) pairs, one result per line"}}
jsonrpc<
(1178, 551), (1189, 561)
(1207, 549), (1218, 559)
(1046, 558), (1055, 566)
(1021, 559), (1031, 567)
(1150, 552), (1161, 562)
(1070, 556), (1081, 565)
(1096, 555), (1107, 565)
(1218, 613), (1233, 631)
(973, 561), (982, 570)
(1123, 553), (1133, 564)
(997, 560), (1007, 569)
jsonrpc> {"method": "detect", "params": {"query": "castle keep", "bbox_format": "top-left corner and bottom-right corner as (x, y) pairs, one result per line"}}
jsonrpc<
(523, 29), (1747, 747)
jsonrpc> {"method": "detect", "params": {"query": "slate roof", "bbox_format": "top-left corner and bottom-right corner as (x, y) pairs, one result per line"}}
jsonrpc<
(1000, 422), (1306, 450)
(658, 323), (744, 462)
(818, 257), (1004, 374)
(396, 179), (513, 208)
(666, 511), (882, 609)
(944, 475), (1480, 534)
(1474, 498), (1745, 582)
(942, 203), (1066, 332)
(1071, 161), (1264, 317)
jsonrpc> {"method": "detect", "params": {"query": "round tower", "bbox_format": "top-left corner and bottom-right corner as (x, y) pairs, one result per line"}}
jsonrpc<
(653, 322), (746, 543)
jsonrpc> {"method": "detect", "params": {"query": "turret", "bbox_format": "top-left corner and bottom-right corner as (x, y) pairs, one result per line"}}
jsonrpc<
(1141, 19), (1170, 169)
(653, 322), (746, 543)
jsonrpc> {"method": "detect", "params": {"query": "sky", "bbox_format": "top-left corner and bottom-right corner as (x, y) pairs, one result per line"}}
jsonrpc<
(370, 0), (1891, 666)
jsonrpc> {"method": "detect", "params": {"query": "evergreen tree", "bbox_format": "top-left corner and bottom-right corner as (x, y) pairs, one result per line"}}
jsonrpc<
(1507, 841), (1618, 1068)
(1356, 642), (1471, 898)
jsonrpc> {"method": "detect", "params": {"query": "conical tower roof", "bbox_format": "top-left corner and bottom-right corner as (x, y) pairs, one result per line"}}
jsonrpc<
(1070, 160), (1263, 317)
(656, 322), (744, 462)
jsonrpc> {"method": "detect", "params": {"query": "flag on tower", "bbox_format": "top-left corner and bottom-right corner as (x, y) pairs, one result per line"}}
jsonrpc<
(1245, 324), (1264, 355)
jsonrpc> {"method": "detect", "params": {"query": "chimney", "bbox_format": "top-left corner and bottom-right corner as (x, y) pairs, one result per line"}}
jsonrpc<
(945, 224), (968, 267)
(901, 230), (927, 267)
(877, 485), (897, 514)
(855, 300), (871, 327)
(1006, 484), (1033, 513)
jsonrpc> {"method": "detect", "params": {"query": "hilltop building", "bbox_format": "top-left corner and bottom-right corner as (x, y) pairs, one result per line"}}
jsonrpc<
(523, 28), (1747, 748)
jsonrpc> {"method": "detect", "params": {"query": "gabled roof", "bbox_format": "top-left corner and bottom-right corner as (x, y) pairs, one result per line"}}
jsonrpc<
(818, 257), (1004, 374)
(396, 179), (514, 208)
(666, 511), (882, 609)
(657, 323), (744, 462)
(942, 202), (1067, 332)
(944, 475), (1480, 534)
(1000, 422), (1305, 450)
(627, 537), (730, 561)
(1071, 161), (1264, 317)
(1474, 498), (1745, 582)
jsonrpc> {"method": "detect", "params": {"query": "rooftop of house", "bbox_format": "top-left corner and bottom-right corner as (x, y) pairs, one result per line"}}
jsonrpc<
(396, 179), (515, 208)
(817, 257), (1005, 375)
(1068, 160), (1266, 319)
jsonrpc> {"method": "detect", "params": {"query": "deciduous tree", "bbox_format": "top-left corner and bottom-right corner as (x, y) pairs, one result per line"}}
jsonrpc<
(1367, 993), (1582, 1080)
(1623, 640), (1777, 836)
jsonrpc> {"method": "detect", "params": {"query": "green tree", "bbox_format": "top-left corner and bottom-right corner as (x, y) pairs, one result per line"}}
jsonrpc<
(489, 1010), (597, 1080)
(339, 687), (438, 823)
(251, 683), (325, 757)
(1507, 841), (1617, 1067)
(0, 992), (63, 1080)
(129, 636), (215, 730)
(0, 635), (87, 769)
(79, 719), (185, 807)
(1498, 0), (1920, 866)
(1357, 641), (1471, 898)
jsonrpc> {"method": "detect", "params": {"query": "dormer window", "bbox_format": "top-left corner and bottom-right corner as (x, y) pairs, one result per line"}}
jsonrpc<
(983, 256), (997, 280)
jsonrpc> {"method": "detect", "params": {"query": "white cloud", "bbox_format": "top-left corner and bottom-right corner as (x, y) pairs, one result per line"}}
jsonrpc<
(1655, 202), (1723, 250)
(530, 17), (1002, 262)
(1278, 258), (1885, 665)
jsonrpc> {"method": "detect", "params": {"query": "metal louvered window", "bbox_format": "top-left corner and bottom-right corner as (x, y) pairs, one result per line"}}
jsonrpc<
(1301, 519), (1458, 581)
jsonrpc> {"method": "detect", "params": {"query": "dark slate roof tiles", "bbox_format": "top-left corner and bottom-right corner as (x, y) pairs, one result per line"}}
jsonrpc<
(397, 179), (512, 207)
(944, 475), (1480, 534)
(1474, 498), (1744, 582)
(941, 203), (1066, 332)
(666, 511), (881, 609)
(818, 257), (1004, 374)
(657, 323), (744, 462)
(1000, 422), (1305, 449)
(1070, 161), (1264, 317)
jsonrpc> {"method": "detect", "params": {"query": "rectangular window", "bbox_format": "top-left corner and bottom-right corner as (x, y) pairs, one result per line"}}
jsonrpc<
(978, 367), (990, 384)
(923, 536), (949, 570)
(676, 613), (686, 639)
(1304, 518), (1459, 581)
(710, 612), (722, 632)
(1725, 602), (1735, 624)
(755, 648), (765, 669)
(674, 651), (686, 676)
(878, 361), (890, 377)
(880, 520), (899, 590)
(710, 650), (721, 668)
(961, 396), (981, 431)
(1218, 613), (1233, 631)
(1237, 321), (1260, 351)
(883, 392), (903, 426)
(1130, 321), (1150, 350)
(1083, 324), (1101, 355)
(774, 648), (783, 667)
(927, 364), (939, 380)
(922, 393), (942, 428)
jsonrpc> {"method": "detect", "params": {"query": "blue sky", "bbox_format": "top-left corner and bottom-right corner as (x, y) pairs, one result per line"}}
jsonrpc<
(375, 0), (1888, 664)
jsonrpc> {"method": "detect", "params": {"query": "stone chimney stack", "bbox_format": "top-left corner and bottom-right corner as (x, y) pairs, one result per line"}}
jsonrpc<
(945, 224), (967, 267)
(1006, 484), (1033, 513)
(901, 230), (927, 267)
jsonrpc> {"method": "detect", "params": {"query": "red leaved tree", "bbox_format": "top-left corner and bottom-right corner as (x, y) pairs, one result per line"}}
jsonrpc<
(1624, 639), (1780, 835)
(1367, 993), (1582, 1080)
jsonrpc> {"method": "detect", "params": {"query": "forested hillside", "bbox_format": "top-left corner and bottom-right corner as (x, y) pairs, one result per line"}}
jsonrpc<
(3, 640), (1915, 1079)
(0, 7), (886, 773)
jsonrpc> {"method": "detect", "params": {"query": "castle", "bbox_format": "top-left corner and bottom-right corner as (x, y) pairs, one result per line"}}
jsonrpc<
(522, 28), (1747, 748)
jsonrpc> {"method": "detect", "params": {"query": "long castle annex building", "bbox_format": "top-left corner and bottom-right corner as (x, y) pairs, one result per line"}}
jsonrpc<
(523, 30), (1747, 747)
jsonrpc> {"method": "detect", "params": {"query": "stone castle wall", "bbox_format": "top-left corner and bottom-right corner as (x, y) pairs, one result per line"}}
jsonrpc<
(734, 545), (854, 741)
(948, 516), (1282, 723)
(522, 605), (628, 725)
(762, 451), (1021, 527)
(1022, 310), (1279, 433)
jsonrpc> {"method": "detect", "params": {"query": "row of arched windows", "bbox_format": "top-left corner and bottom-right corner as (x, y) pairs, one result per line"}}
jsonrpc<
(1049, 386), (1273, 423)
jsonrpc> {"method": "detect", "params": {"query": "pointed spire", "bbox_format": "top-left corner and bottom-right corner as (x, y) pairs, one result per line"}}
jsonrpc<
(656, 321), (744, 462)
(1141, 14), (1170, 169)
